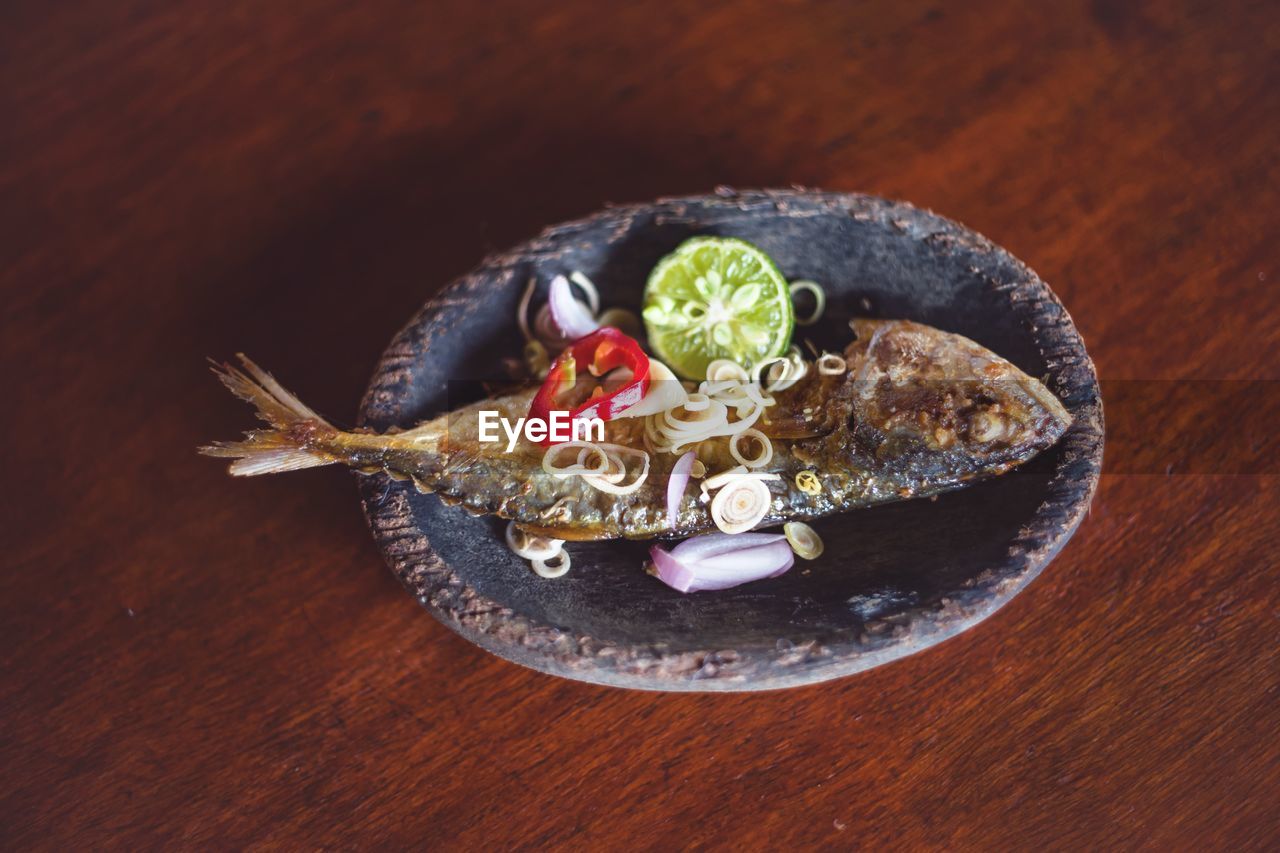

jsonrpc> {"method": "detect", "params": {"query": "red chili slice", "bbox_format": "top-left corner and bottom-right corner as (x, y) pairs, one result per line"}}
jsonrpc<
(527, 327), (651, 443)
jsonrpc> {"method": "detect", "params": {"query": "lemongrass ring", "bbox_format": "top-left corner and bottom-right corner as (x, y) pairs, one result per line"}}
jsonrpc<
(703, 465), (749, 490)
(568, 270), (601, 315)
(702, 468), (780, 490)
(706, 359), (750, 382)
(729, 428), (774, 468)
(505, 522), (565, 561)
(767, 370), (804, 394)
(710, 477), (772, 534)
(699, 379), (743, 397)
(817, 353), (846, 375)
(784, 521), (824, 559)
(721, 402), (764, 433)
(795, 470), (822, 495)
(663, 399), (725, 428)
(690, 459), (707, 478)
(789, 280), (826, 326)
(582, 450), (650, 494)
(553, 443), (609, 475)
(681, 393), (712, 412)
(751, 356), (789, 385)
(505, 521), (529, 554)
(666, 406), (765, 453)
(517, 277), (538, 342)
(531, 549), (571, 578)
(543, 442), (609, 478)
(589, 452), (627, 484)
(661, 403), (729, 438)
(763, 350), (809, 393)
(764, 360), (797, 393)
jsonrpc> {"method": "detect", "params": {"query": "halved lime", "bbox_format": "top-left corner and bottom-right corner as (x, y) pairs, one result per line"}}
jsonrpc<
(642, 237), (794, 380)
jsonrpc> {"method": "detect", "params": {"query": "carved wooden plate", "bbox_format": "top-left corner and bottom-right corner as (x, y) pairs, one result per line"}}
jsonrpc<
(357, 189), (1103, 691)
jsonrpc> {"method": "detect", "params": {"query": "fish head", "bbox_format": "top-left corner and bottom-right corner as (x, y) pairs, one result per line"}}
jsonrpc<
(839, 319), (1072, 483)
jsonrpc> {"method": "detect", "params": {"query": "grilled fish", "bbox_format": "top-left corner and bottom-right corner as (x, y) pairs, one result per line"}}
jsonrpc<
(202, 319), (1070, 540)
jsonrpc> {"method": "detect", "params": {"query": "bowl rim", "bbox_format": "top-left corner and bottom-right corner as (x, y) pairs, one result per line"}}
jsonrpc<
(357, 187), (1104, 692)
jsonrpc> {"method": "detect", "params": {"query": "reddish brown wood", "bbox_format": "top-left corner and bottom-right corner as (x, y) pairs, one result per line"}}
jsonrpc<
(2, 0), (1277, 848)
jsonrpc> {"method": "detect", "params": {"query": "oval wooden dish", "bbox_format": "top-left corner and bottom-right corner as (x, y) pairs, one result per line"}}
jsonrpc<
(357, 189), (1103, 692)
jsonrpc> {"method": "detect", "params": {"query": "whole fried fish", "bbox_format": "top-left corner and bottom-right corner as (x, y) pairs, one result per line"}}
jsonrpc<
(202, 319), (1070, 540)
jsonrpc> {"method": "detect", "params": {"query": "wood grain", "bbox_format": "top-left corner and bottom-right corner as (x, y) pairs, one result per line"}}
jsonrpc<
(2, 0), (1277, 848)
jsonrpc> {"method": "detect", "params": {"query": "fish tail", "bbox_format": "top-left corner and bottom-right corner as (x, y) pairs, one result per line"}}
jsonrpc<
(200, 355), (341, 476)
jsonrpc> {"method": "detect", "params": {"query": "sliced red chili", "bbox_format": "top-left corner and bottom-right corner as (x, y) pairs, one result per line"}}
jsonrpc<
(527, 327), (651, 443)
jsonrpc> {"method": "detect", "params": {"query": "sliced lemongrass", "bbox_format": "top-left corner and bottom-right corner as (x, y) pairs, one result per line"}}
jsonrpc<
(699, 379), (742, 397)
(531, 549), (571, 578)
(751, 355), (788, 385)
(705, 359), (750, 382)
(658, 409), (730, 448)
(817, 353), (846, 375)
(517, 277), (537, 342)
(795, 470), (822, 495)
(664, 405), (766, 453)
(587, 452), (627, 484)
(741, 383), (775, 408)
(583, 449), (650, 494)
(755, 347), (810, 393)
(784, 522), (824, 559)
(681, 393), (712, 413)
(702, 466), (780, 490)
(789, 280), (826, 326)
(664, 398), (725, 427)
(729, 428), (773, 469)
(569, 270), (601, 315)
(768, 365), (807, 394)
(710, 477), (772, 534)
(702, 465), (749, 490)
(543, 442), (610, 478)
(505, 522), (565, 561)
(690, 458), (707, 478)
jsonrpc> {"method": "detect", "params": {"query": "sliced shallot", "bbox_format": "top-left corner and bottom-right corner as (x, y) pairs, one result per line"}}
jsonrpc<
(650, 538), (794, 593)
(547, 274), (600, 340)
(666, 450), (696, 529)
(671, 531), (786, 562)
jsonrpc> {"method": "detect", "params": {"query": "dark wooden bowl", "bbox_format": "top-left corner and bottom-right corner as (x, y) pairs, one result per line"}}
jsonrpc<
(357, 189), (1103, 691)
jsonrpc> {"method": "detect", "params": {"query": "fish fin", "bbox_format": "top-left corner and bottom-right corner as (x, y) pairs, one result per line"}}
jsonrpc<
(208, 353), (328, 429)
(200, 355), (339, 476)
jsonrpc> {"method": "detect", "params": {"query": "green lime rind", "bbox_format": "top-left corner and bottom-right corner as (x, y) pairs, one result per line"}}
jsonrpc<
(641, 237), (794, 380)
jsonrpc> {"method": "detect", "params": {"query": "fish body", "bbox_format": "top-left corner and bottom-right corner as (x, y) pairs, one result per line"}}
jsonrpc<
(203, 319), (1070, 540)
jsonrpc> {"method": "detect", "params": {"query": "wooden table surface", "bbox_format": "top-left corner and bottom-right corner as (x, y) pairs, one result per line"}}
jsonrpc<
(4, 0), (1278, 848)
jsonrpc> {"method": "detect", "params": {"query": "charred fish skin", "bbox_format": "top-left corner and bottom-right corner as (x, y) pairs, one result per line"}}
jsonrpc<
(202, 319), (1071, 541)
